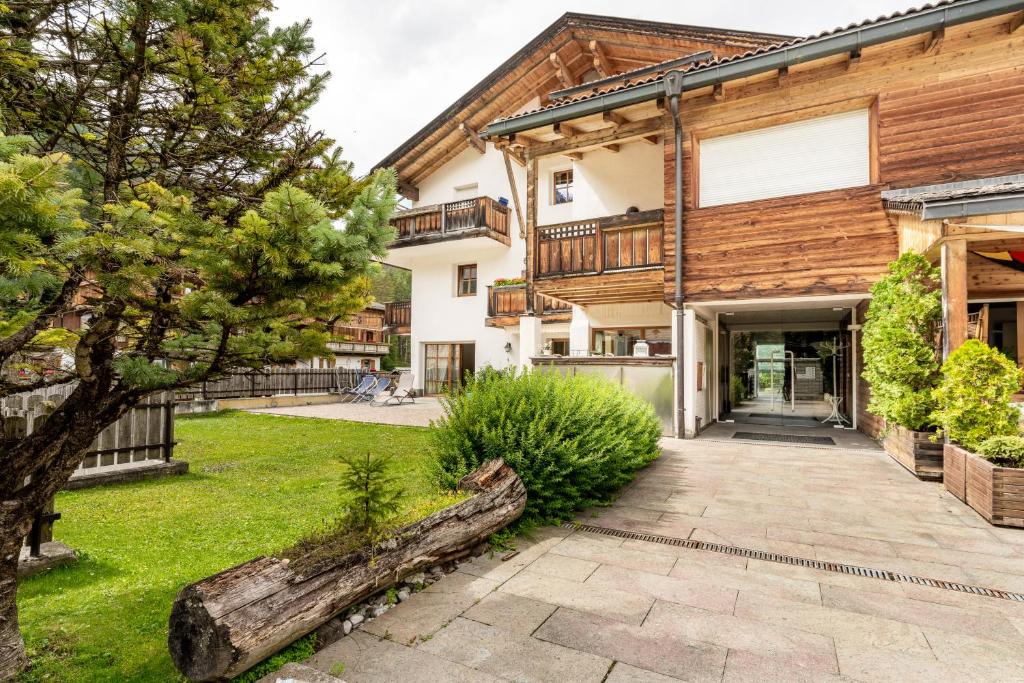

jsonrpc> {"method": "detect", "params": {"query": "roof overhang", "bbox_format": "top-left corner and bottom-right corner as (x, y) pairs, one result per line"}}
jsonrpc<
(881, 174), (1024, 220)
(483, 0), (1024, 139)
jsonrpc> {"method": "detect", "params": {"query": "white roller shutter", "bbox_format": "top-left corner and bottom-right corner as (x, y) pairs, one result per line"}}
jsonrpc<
(699, 109), (870, 207)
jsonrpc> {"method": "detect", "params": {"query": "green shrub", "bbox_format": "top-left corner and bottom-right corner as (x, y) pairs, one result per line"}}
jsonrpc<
(729, 375), (746, 407)
(931, 339), (1022, 452)
(429, 369), (661, 525)
(976, 435), (1024, 467)
(861, 252), (942, 431)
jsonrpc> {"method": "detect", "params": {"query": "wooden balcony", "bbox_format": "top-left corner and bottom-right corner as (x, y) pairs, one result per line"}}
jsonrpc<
(326, 340), (390, 355)
(385, 301), (411, 334)
(486, 284), (572, 327)
(390, 196), (511, 248)
(534, 209), (665, 305)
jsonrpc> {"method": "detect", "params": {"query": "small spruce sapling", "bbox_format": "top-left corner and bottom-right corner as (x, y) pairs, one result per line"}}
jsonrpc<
(338, 452), (404, 534)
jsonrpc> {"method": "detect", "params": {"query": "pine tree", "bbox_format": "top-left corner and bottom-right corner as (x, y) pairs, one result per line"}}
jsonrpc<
(0, 2), (397, 675)
(338, 452), (404, 534)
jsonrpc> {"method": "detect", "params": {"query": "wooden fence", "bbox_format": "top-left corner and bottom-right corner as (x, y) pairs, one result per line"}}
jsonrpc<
(3, 384), (175, 553)
(174, 368), (387, 401)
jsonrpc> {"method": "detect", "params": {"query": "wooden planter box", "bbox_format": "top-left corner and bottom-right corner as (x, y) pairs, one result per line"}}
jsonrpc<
(881, 425), (943, 481)
(944, 444), (1024, 528)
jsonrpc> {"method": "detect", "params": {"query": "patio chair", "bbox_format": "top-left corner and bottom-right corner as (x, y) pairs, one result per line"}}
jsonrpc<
(357, 376), (391, 403)
(340, 375), (375, 403)
(377, 372), (415, 406)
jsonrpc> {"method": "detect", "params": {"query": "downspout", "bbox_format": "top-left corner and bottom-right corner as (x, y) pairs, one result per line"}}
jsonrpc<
(665, 70), (686, 439)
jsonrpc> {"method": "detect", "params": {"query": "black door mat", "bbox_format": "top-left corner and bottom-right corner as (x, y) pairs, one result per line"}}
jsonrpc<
(733, 431), (836, 445)
(744, 413), (824, 425)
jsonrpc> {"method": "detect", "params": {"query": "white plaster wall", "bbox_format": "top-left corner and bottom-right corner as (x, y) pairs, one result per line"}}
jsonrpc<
(398, 144), (528, 390)
(536, 141), (664, 226)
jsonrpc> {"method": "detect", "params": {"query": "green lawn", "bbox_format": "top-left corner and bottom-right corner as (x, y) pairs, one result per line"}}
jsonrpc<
(17, 411), (440, 682)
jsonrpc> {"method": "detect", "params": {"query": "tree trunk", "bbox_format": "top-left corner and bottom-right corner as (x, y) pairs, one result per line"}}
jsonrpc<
(0, 505), (32, 681)
(168, 460), (526, 682)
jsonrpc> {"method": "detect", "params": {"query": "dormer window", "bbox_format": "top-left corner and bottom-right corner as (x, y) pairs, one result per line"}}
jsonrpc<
(553, 169), (573, 205)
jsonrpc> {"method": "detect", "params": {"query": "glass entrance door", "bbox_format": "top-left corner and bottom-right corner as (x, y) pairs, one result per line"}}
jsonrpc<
(725, 310), (852, 428)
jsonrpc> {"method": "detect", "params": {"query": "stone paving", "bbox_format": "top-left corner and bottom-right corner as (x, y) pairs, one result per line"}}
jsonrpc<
(304, 437), (1024, 682)
(248, 396), (443, 427)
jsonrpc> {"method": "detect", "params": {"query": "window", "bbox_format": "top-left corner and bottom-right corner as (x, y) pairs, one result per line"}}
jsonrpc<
(553, 169), (573, 205)
(699, 109), (870, 207)
(457, 264), (477, 296)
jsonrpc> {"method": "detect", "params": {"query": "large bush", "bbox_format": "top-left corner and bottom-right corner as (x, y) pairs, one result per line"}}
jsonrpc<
(862, 252), (942, 431)
(931, 340), (1022, 452)
(430, 369), (661, 525)
(976, 435), (1024, 468)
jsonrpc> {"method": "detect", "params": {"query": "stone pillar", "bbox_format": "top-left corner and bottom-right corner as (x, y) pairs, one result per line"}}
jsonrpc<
(569, 306), (591, 356)
(518, 316), (542, 370)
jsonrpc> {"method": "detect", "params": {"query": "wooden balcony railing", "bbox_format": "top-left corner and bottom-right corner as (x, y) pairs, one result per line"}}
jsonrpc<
(535, 209), (664, 278)
(487, 284), (572, 319)
(385, 301), (411, 331)
(390, 196), (510, 244)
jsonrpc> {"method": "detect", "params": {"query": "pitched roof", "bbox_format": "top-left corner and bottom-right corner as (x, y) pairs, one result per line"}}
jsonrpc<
(372, 13), (791, 182)
(485, 0), (1016, 134)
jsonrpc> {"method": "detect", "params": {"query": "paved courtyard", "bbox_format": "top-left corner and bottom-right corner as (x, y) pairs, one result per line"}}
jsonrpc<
(249, 396), (443, 427)
(305, 437), (1024, 682)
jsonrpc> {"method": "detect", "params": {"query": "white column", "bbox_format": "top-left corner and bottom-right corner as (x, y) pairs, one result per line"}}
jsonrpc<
(682, 309), (698, 438)
(569, 305), (591, 356)
(671, 308), (684, 438)
(518, 316), (542, 370)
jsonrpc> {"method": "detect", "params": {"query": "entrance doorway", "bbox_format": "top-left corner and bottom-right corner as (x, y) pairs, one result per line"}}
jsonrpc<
(720, 307), (855, 429)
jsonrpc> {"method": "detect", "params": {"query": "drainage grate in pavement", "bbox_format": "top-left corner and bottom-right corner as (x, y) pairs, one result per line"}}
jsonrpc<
(733, 431), (835, 445)
(563, 522), (1024, 602)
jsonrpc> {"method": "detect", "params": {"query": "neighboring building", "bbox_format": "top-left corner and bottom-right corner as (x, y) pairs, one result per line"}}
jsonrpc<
(298, 303), (391, 371)
(377, 1), (1024, 438)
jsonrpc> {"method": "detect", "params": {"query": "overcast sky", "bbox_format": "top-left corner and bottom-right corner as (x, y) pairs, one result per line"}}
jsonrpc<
(271, 0), (914, 175)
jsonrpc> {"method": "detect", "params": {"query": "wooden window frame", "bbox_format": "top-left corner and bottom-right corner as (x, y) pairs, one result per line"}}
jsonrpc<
(690, 96), (879, 209)
(456, 263), (477, 297)
(552, 168), (573, 205)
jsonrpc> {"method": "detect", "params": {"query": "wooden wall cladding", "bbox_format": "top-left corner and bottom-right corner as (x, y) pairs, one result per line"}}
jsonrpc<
(666, 185), (897, 301)
(967, 249), (1024, 299)
(878, 66), (1024, 189)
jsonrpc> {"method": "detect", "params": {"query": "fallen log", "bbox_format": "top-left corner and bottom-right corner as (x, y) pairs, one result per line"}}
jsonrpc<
(168, 459), (526, 681)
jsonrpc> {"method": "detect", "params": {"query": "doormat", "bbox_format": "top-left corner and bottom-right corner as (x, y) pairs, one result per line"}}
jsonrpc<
(745, 413), (823, 426)
(733, 431), (835, 445)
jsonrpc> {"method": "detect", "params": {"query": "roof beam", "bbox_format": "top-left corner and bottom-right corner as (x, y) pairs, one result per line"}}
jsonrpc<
(566, 151), (584, 161)
(459, 123), (486, 154)
(846, 49), (862, 71)
(397, 180), (419, 202)
(553, 121), (580, 138)
(526, 115), (665, 159)
(603, 110), (630, 129)
(712, 83), (725, 102)
(602, 144), (620, 153)
(640, 135), (660, 145)
(1009, 10), (1024, 33)
(777, 65), (790, 86)
(588, 39), (613, 78)
(549, 51), (575, 89)
(924, 26), (945, 55)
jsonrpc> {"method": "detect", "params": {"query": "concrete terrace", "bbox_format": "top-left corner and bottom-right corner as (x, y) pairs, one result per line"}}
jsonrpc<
(304, 437), (1024, 682)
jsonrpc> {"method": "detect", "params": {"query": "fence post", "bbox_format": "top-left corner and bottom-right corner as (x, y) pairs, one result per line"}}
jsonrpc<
(293, 371), (299, 396)
(162, 396), (174, 463)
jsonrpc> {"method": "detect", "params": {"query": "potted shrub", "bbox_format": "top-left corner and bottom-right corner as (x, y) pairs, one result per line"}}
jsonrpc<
(933, 340), (1024, 526)
(861, 253), (943, 479)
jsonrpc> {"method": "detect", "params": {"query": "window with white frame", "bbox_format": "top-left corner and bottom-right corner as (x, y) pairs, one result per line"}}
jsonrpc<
(552, 169), (573, 205)
(698, 109), (871, 207)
